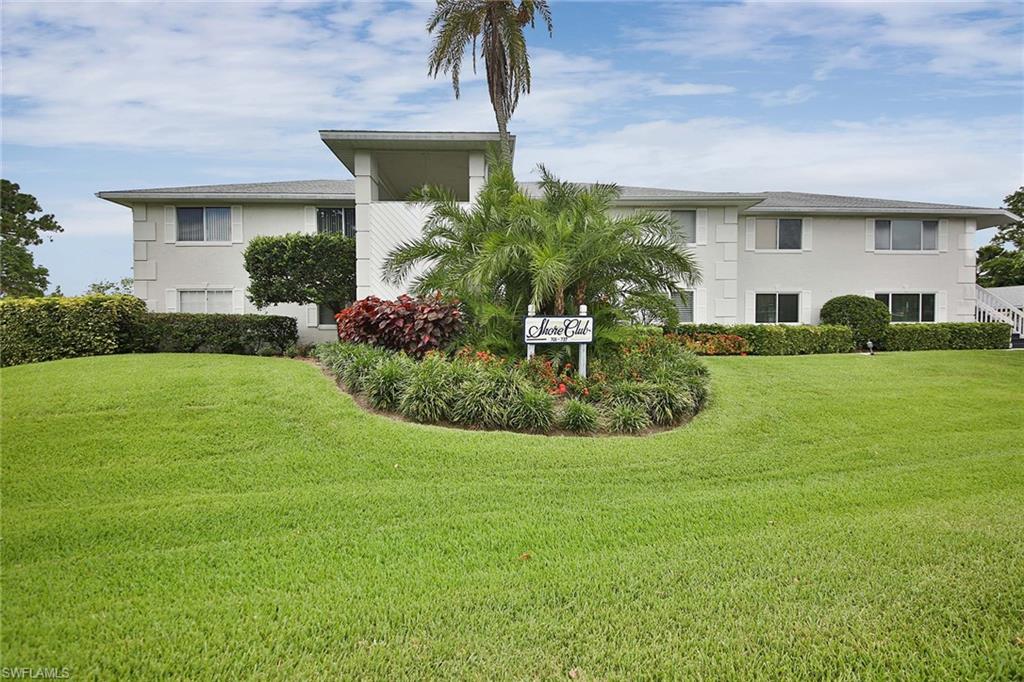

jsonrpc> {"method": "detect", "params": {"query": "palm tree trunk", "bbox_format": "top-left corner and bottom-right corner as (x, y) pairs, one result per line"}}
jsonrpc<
(495, 110), (512, 164)
(553, 286), (565, 315)
(574, 281), (587, 311)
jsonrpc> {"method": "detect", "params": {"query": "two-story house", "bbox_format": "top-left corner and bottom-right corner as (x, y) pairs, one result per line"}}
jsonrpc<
(97, 130), (1019, 342)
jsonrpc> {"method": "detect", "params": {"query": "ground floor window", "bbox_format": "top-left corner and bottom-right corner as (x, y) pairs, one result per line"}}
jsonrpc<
(671, 290), (694, 323)
(875, 292), (935, 322)
(179, 289), (232, 314)
(755, 293), (799, 324)
(318, 304), (342, 326)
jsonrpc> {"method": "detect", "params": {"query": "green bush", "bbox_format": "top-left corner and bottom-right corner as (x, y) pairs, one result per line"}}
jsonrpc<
(507, 387), (556, 433)
(610, 381), (656, 410)
(882, 323), (1011, 351)
(0, 295), (148, 366)
(608, 403), (651, 434)
(451, 368), (509, 428)
(559, 399), (599, 434)
(364, 354), (415, 412)
(820, 295), (891, 347)
(140, 313), (297, 355)
(342, 345), (393, 394)
(399, 354), (466, 423)
(243, 232), (356, 312)
(648, 381), (694, 426)
(673, 323), (854, 355)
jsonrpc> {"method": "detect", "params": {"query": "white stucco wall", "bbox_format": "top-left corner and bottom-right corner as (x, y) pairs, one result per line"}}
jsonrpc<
(130, 201), (351, 343)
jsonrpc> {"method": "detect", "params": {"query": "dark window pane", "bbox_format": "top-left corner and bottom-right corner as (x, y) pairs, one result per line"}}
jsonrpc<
(874, 293), (890, 308)
(891, 293), (920, 322)
(778, 293), (800, 323)
(874, 220), (891, 250)
(891, 220), (922, 250)
(317, 208), (346, 234)
(921, 293), (935, 322)
(672, 291), (693, 323)
(778, 219), (802, 249)
(176, 207), (204, 241)
(922, 220), (938, 250)
(755, 293), (777, 323)
(318, 304), (339, 326)
(205, 207), (231, 241)
(343, 207), (356, 237)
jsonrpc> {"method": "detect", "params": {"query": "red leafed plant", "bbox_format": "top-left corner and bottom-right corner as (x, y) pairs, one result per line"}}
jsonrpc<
(677, 333), (750, 356)
(335, 293), (464, 357)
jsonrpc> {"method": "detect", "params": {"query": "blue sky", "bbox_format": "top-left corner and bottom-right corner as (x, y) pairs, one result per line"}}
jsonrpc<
(2, 0), (1022, 293)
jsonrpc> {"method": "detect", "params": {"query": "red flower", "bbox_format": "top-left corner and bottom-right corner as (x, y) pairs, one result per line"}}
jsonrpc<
(557, 383), (567, 394)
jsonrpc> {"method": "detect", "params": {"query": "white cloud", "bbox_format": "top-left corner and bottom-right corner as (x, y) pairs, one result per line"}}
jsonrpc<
(647, 82), (736, 96)
(516, 115), (1023, 209)
(754, 84), (815, 107)
(634, 1), (1024, 80)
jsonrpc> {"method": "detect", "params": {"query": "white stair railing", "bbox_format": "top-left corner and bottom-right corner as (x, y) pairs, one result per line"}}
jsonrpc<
(976, 285), (1024, 337)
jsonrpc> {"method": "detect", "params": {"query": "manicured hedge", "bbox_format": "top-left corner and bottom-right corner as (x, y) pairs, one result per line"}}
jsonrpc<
(673, 324), (855, 355)
(820, 295), (891, 348)
(882, 323), (1011, 351)
(0, 295), (148, 366)
(138, 313), (297, 354)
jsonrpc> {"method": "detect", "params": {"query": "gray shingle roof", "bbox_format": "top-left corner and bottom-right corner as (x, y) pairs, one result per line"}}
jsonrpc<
(756, 191), (988, 211)
(99, 179), (355, 196)
(518, 181), (759, 200)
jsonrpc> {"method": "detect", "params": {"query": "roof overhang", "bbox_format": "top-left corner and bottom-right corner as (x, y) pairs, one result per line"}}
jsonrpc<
(96, 191), (354, 207)
(744, 205), (1017, 228)
(319, 130), (511, 176)
(613, 194), (766, 210)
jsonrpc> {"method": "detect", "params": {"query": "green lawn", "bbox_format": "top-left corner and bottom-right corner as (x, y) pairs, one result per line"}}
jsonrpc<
(2, 351), (1023, 679)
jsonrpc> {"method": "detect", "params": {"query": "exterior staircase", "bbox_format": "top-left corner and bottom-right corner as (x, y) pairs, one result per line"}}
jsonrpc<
(976, 285), (1024, 348)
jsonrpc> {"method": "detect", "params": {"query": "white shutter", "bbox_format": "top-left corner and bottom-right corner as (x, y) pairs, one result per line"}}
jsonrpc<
(745, 291), (756, 323)
(304, 206), (317, 233)
(232, 288), (245, 314)
(165, 288), (178, 312)
(802, 217), (813, 251)
(164, 206), (176, 244)
(938, 219), (949, 252)
(694, 288), (708, 323)
(745, 217), (756, 251)
(800, 290), (812, 324)
(695, 208), (708, 246)
(306, 304), (318, 327)
(865, 218), (875, 252)
(936, 291), (948, 322)
(231, 206), (243, 243)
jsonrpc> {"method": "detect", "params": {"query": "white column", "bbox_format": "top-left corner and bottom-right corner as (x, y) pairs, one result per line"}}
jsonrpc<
(353, 151), (379, 299)
(468, 151), (486, 203)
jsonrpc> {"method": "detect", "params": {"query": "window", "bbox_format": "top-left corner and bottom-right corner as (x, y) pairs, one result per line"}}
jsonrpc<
(755, 293), (800, 324)
(176, 207), (231, 242)
(317, 207), (356, 237)
(755, 218), (802, 250)
(874, 220), (938, 251)
(874, 293), (935, 322)
(318, 304), (341, 326)
(178, 289), (232, 314)
(670, 210), (696, 245)
(671, 290), (694, 323)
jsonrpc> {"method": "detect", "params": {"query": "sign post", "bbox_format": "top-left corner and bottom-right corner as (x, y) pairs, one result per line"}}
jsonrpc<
(523, 306), (594, 378)
(526, 304), (536, 360)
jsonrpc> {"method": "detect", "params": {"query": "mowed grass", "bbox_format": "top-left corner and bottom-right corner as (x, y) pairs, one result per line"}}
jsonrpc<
(2, 351), (1023, 679)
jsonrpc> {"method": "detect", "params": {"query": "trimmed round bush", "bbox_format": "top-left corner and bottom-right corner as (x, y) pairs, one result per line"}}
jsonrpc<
(608, 403), (652, 434)
(507, 387), (556, 433)
(820, 295), (891, 348)
(364, 354), (414, 411)
(559, 399), (599, 434)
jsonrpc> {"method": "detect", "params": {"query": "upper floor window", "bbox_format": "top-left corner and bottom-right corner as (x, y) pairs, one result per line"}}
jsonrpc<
(875, 293), (935, 322)
(756, 292), (799, 324)
(179, 288), (232, 314)
(317, 207), (356, 237)
(874, 219), (937, 251)
(177, 207), (230, 242)
(671, 290), (694, 323)
(756, 218), (802, 250)
(670, 210), (696, 245)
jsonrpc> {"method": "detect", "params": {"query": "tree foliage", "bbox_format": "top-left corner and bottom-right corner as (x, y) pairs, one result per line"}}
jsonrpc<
(427, 0), (552, 160)
(1, 179), (63, 297)
(85, 276), (134, 295)
(242, 232), (356, 311)
(977, 186), (1024, 287)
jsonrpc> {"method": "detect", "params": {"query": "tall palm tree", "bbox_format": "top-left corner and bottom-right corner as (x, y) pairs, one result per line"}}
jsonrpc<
(426, 0), (553, 161)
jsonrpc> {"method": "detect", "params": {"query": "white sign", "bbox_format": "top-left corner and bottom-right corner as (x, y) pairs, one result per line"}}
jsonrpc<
(523, 316), (594, 344)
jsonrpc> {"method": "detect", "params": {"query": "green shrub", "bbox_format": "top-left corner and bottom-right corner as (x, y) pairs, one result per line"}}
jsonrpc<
(608, 403), (652, 434)
(341, 345), (392, 394)
(673, 323), (854, 355)
(507, 387), (556, 433)
(0, 295), (148, 366)
(559, 399), (599, 434)
(451, 369), (507, 428)
(141, 313), (297, 355)
(610, 381), (656, 410)
(257, 345), (280, 357)
(399, 354), (466, 423)
(364, 354), (414, 411)
(683, 375), (711, 409)
(882, 323), (1011, 351)
(648, 381), (694, 426)
(820, 295), (891, 347)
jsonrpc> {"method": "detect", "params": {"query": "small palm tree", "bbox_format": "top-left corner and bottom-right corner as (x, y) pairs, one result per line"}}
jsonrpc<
(427, 0), (553, 161)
